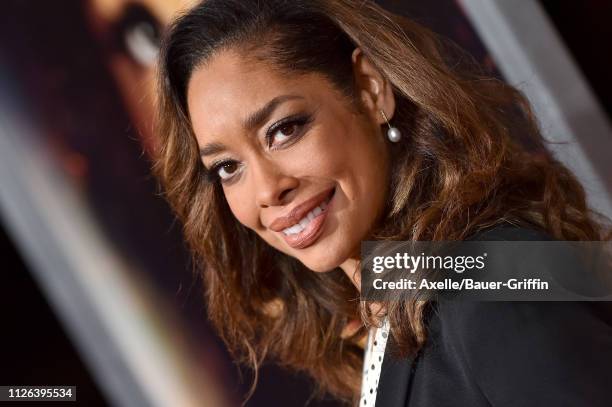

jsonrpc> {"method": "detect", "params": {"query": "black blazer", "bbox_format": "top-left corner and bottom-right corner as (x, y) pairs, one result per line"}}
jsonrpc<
(375, 225), (612, 407)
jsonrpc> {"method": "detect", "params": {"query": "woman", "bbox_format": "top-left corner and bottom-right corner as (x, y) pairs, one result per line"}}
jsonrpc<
(153, 0), (612, 406)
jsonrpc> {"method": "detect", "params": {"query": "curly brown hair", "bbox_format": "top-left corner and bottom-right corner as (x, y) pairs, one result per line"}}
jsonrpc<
(152, 0), (610, 405)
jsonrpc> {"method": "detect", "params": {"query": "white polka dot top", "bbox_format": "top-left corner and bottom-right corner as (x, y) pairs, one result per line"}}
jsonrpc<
(359, 318), (390, 407)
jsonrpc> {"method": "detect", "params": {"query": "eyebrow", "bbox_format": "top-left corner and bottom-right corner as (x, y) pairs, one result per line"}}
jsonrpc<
(242, 94), (304, 130)
(199, 94), (304, 158)
(199, 142), (225, 158)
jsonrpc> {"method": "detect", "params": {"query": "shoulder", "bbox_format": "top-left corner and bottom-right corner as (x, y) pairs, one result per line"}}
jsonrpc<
(437, 300), (612, 348)
(440, 223), (612, 347)
(432, 300), (612, 406)
(419, 224), (612, 405)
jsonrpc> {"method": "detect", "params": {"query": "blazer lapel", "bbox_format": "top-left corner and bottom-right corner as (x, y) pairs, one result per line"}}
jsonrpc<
(374, 334), (415, 407)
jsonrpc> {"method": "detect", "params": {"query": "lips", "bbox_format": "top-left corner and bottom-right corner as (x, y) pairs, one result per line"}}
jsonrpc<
(268, 187), (335, 232)
(268, 187), (335, 249)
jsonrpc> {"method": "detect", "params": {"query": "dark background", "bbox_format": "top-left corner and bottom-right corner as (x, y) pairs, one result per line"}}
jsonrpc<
(1, 1), (610, 406)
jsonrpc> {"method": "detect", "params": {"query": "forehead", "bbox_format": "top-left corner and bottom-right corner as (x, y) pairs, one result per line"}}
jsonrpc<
(186, 49), (337, 141)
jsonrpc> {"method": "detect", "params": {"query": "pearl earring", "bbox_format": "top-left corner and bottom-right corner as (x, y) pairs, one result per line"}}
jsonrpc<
(380, 110), (401, 142)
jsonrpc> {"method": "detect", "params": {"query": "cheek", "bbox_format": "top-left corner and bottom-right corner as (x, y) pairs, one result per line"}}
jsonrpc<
(225, 190), (286, 252)
(291, 117), (361, 178)
(324, 119), (387, 197)
(223, 187), (259, 230)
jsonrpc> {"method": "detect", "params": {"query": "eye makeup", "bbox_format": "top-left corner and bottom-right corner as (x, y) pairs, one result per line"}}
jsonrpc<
(204, 159), (241, 184)
(264, 112), (315, 149)
(202, 110), (316, 185)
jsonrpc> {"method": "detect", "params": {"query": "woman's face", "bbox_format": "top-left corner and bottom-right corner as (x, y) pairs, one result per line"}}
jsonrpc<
(187, 49), (390, 272)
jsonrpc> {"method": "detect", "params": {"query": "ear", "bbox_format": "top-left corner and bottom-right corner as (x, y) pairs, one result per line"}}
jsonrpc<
(351, 47), (396, 126)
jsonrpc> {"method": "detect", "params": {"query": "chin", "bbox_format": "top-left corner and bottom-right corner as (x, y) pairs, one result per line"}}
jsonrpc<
(303, 260), (338, 273)
(297, 248), (351, 273)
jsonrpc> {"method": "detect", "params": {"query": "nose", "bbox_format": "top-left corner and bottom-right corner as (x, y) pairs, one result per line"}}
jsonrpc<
(251, 158), (298, 208)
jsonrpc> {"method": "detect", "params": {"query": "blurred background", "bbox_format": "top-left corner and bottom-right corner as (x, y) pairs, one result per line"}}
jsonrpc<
(0, 0), (610, 406)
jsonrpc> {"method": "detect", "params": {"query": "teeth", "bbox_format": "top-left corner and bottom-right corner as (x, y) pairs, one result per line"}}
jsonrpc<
(287, 224), (303, 234)
(282, 201), (329, 236)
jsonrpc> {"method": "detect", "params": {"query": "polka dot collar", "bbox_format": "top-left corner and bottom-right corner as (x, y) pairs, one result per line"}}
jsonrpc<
(359, 318), (390, 406)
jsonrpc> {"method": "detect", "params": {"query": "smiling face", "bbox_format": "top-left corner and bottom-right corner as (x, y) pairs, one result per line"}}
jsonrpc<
(187, 49), (392, 272)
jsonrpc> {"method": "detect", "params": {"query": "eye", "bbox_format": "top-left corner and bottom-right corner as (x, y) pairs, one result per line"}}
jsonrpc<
(206, 160), (242, 184)
(111, 4), (162, 67)
(270, 123), (298, 146)
(265, 113), (314, 149)
(217, 161), (240, 180)
(124, 20), (160, 66)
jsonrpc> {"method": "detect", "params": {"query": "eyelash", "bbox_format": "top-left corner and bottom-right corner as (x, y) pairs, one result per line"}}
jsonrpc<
(204, 113), (314, 185)
(264, 113), (313, 149)
(204, 159), (240, 184)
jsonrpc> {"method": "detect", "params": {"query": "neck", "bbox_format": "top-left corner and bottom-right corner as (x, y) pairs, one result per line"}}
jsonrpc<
(340, 254), (388, 318)
(339, 256), (367, 348)
(339, 256), (361, 292)
(339, 256), (387, 349)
